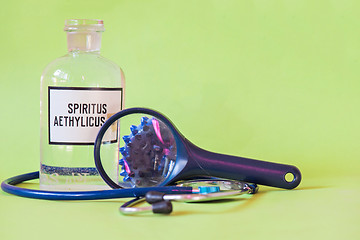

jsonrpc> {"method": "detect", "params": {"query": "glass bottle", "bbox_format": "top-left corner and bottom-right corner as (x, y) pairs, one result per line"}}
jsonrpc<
(40, 19), (125, 191)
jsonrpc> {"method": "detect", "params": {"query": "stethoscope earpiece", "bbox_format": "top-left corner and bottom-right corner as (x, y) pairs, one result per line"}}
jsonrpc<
(119, 181), (258, 215)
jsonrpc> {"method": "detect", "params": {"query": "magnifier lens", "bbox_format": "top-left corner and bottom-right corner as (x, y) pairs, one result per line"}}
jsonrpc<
(99, 113), (177, 188)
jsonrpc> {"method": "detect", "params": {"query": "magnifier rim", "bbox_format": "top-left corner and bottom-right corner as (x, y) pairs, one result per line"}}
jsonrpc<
(94, 107), (180, 189)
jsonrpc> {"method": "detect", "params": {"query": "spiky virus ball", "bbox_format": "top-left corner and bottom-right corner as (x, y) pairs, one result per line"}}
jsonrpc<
(119, 117), (177, 187)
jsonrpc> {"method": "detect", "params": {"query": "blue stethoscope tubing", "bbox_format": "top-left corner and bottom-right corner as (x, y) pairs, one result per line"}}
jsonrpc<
(1, 171), (192, 201)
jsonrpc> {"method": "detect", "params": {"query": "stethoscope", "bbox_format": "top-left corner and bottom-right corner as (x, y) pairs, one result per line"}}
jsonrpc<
(1, 107), (301, 215)
(1, 172), (258, 215)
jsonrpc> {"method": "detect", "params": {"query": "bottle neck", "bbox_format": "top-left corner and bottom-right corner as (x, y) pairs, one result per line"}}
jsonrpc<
(66, 32), (102, 53)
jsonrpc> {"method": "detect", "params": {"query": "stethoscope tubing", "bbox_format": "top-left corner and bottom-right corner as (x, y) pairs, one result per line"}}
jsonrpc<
(1, 171), (193, 201)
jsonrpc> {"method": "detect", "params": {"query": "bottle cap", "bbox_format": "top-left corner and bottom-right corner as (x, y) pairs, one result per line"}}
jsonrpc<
(64, 19), (105, 32)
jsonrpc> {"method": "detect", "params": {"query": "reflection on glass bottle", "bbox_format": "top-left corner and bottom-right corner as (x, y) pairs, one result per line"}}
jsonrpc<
(40, 19), (125, 191)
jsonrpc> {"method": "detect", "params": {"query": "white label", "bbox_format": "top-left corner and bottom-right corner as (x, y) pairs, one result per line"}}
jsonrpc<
(48, 87), (123, 145)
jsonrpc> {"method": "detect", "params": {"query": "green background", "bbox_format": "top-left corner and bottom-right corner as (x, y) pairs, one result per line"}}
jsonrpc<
(1, 0), (359, 239)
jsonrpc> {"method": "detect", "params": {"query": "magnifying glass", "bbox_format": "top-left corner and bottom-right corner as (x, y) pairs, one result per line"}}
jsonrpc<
(94, 108), (301, 190)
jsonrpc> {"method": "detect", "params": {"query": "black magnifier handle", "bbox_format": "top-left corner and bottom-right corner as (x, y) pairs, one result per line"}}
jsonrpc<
(187, 141), (301, 189)
(94, 107), (302, 190)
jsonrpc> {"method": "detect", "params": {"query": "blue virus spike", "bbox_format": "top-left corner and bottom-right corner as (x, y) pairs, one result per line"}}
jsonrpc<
(119, 159), (125, 165)
(120, 170), (128, 176)
(130, 125), (138, 135)
(153, 145), (161, 152)
(123, 175), (131, 182)
(119, 147), (127, 156)
(141, 116), (149, 126)
(122, 135), (131, 144)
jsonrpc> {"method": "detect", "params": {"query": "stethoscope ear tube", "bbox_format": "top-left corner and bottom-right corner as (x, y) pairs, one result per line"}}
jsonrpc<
(0, 171), (192, 201)
(119, 182), (258, 215)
